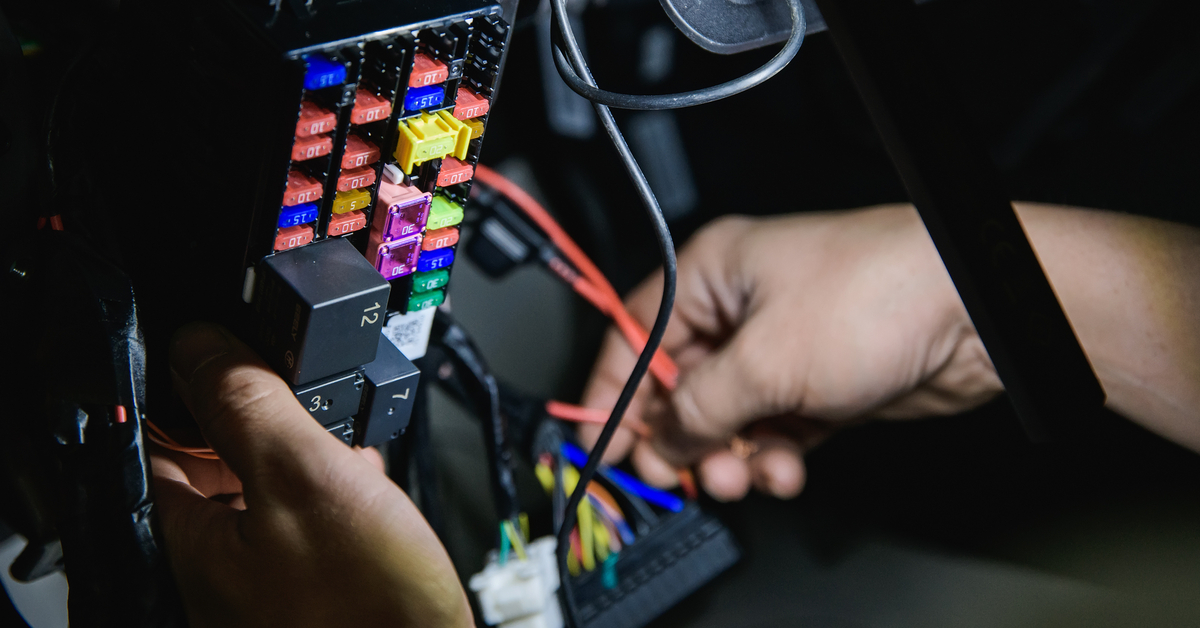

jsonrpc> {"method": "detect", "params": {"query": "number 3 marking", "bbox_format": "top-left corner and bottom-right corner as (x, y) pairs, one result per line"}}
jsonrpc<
(309, 395), (321, 412)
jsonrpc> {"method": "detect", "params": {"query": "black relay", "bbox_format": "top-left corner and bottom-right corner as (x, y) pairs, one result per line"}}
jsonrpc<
(254, 238), (390, 385)
(356, 335), (421, 447)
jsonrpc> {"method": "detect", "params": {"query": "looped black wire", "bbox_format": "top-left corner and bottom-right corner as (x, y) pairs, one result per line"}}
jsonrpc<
(549, 0), (806, 110)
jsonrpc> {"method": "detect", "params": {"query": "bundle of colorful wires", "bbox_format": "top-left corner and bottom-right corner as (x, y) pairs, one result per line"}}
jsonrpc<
(534, 454), (632, 576)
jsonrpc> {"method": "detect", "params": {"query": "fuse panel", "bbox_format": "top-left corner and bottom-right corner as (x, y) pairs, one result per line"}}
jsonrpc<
(256, 10), (508, 332)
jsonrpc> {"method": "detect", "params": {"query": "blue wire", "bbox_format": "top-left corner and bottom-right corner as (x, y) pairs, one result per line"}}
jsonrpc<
(561, 442), (684, 513)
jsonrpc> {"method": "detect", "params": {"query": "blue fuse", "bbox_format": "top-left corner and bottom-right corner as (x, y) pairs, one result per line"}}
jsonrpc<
(278, 203), (319, 228)
(303, 55), (346, 91)
(404, 85), (445, 112)
(416, 247), (454, 273)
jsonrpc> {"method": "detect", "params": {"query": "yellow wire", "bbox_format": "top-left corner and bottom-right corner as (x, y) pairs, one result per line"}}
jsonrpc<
(593, 515), (610, 562)
(519, 513), (530, 542)
(564, 466), (596, 571)
(503, 522), (527, 561)
(534, 463), (555, 493)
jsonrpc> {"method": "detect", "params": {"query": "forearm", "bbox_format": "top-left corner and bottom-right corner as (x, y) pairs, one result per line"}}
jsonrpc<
(1015, 203), (1200, 450)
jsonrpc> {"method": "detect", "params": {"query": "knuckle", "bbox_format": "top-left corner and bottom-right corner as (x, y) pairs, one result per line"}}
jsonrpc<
(193, 364), (285, 432)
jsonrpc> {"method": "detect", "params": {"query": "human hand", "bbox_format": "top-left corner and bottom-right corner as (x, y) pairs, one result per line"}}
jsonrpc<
(580, 206), (1003, 501)
(150, 323), (471, 628)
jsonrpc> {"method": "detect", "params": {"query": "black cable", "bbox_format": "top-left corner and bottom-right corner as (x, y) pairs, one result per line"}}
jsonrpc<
(550, 14), (678, 628)
(432, 313), (522, 523)
(549, 0), (805, 110)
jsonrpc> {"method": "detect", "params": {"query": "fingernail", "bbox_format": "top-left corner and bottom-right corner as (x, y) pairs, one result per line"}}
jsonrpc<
(170, 323), (232, 384)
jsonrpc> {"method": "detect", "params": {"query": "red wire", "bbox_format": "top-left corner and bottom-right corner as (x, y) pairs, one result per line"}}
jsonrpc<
(113, 405), (127, 424)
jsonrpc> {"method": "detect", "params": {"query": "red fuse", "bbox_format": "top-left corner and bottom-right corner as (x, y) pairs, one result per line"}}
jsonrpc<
(274, 225), (314, 251)
(337, 166), (377, 192)
(292, 134), (333, 162)
(452, 87), (490, 120)
(351, 88), (393, 125)
(328, 210), (367, 236)
(283, 170), (323, 206)
(436, 158), (474, 187)
(421, 226), (459, 251)
(296, 101), (337, 138)
(409, 52), (449, 88)
(341, 135), (380, 169)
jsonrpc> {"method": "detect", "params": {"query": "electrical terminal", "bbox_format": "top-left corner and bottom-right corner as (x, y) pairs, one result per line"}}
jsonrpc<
(278, 203), (319, 228)
(328, 210), (367, 236)
(303, 54), (347, 90)
(428, 195), (465, 230)
(421, 226), (459, 251)
(395, 110), (471, 174)
(375, 181), (432, 240)
(369, 232), (422, 279)
(351, 87), (393, 125)
(342, 135), (381, 169)
(337, 166), (377, 192)
(292, 134), (333, 162)
(406, 288), (445, 313)
(284, 170), (323, 206)
(436, 157), (474, 187)
(296, 101), (337, 138)
(333, 189), (372, 215)
(274, 225), (314, 252)
(411, 269), (449, 293)
(409, 51), (449, 87)
(469, 537), (563, 628)
(405, 85), (445, 112)
(417, 247), (454, 273)
(453, 86), (490, 120)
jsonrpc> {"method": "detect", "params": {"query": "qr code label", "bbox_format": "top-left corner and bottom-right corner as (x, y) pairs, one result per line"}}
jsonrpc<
(383, 307), (436, 359)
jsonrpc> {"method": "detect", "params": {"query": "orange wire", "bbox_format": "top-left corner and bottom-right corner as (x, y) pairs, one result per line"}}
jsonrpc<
(475, 165), (678, 388)
(113, 405), (127, 424)
(49, 215), (64, 231)
(545, 401), (652, 439)
(145, 419), (220, 460)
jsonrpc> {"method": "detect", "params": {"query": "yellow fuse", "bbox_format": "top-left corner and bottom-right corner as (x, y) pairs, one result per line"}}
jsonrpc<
(332, 188), (371, 214)
(464, 117), (485, 140)
(436, 109), (472, 161)
(395, 112), (458, 174)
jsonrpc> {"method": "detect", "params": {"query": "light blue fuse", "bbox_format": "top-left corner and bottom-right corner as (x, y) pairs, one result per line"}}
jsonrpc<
(279, 203), (319, 228)
(303, 55), (346, 90)
(404, 85), (445, 112)
(416, 247), (454, 273)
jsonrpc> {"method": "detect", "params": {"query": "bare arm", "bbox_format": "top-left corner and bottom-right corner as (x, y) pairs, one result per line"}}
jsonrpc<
(1018, 203), (1200, 450)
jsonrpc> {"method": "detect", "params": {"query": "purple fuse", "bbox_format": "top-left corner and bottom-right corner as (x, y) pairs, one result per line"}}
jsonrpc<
(374, 181), (431, 241)
(369, 232), (422, 279)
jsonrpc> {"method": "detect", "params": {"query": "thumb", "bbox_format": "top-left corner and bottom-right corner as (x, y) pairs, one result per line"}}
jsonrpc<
(666, 321), (775, 445)
(169, 323), (354, 504)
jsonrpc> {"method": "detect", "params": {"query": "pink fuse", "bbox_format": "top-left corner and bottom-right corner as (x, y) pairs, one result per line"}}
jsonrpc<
(292, 134), (333, 161)
(296, 101), (337, 138)
(337, 166), (377, 192)
(283, 170), (323, 206)
(369, 231), (422, 279)
(374, 181), (431, 241)
(341, 135), (380, 169)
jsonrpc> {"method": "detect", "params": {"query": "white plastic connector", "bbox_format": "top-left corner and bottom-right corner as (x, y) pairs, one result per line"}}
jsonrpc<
(382, 163), (405, 185)
(469, 537), (563, 628)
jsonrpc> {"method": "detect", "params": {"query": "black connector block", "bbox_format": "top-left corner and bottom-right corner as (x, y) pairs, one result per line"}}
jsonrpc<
(291, 367), (366, 427)
(325, 418), (356, 446)
(571, 505), (740, 628)
(355, 334), (421, 447)
(254, 238), (390, 385)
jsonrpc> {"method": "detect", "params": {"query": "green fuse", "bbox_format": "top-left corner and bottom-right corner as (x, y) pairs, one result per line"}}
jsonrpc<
(407, 288), (445, 313)
(412, 269), (449, 293)
(428, 196), (464, 230)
